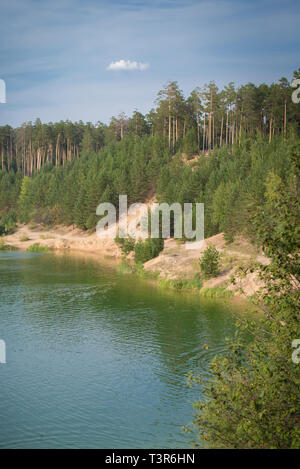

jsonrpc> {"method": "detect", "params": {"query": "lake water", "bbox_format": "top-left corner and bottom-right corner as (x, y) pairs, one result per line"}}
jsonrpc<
(0, 251), (239, 449)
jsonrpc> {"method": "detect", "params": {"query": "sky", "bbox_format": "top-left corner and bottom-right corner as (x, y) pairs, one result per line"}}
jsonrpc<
(0, 0), (299, 127)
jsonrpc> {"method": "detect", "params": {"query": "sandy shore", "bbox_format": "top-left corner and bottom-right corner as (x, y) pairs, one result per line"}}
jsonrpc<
(3, 223), (123, 259)
(3, 224), (267, 298)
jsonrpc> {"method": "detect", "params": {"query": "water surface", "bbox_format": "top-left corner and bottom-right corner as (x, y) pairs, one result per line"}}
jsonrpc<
(0, 251), (239, 448)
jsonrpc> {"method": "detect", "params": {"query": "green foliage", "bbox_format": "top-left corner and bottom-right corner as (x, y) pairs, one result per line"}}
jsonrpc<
(190, 151), (300, 448)
(199, 245), (220, 279)
(134, 237), (164, 264)
(17, 176), (33, 223)
(0, 129), (296, 244)
(116, 262), (134, 274)
(0, 209), (17, 234)
(158, 274), (203, 291)
(19, 234), (30, 242)
(199, 287), (233, 298)
(134, 264), (160, 279)
(27, 243), (51, 252)
(183, 128), (198, 157)
(115, 236), (136, 256)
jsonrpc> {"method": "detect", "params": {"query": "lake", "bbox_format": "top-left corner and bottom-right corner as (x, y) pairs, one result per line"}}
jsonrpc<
(0, 251), (239, 449)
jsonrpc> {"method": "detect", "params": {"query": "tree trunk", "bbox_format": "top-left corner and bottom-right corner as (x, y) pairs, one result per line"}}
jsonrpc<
(208, 112), (212, 149)
(219, 115), (224, 147)
(168, 95), (171, 150)
(284, 100), (287, 138)
(225, 110), (229, 146)
(172, 116), (175, 153)
(1, 143), (4, 170)
(269, 116), (273, 144)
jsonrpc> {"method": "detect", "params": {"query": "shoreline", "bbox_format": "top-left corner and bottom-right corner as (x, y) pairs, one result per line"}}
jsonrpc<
(2, 223), (267, 301)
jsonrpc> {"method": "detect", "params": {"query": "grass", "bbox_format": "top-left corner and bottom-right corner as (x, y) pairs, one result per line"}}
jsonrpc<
(116, 263), (133, 274)
(116, 262), (160, 279)
(40, 234), (55, 240)
(158, 274), (202, 291)
(135, 263), (160, 279)
(156, 276), (233, 297)
(27, 243), (51, 252)
(28, 223), (38, 230)
(116, 260), (234, 297)
(199, 287), (233, 298)
(19, 234), (30, 242)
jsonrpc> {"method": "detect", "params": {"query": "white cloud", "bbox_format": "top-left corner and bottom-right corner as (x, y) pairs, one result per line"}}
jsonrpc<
(106, 59), (149, 71)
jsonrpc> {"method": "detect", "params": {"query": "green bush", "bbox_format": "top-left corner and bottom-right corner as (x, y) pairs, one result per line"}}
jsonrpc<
(134, 237), (164, 264)
(199, 245), (220, 279)
(19, 234), (30, 242)
(158, 274), (202, 292)
(27, 243), (50, 252)
(115, 236), (136, 256)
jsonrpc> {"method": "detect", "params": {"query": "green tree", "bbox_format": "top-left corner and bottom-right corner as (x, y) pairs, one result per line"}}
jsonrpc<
(199, 245), (220, 279)
(189, 149), (300, 448)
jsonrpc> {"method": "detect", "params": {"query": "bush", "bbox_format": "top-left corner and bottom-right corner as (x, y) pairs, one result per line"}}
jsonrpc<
(134, 237), (164, 264)
(27, 243), (50, 252)
(19, 234), (30, 242)
(199, 245), (220, 279)
(115, 236), (136, 256)
(158, 274), (202, 291)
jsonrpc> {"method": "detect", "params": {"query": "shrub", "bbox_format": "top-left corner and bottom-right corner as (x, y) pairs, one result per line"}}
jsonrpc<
(134, 237), (164, 264)
(27, 243), (50, 252)
(199, 245), (220, 279)
(158, 274), (202, 291)
(20, 234), (30, 242)
(115, 236), (136, 256)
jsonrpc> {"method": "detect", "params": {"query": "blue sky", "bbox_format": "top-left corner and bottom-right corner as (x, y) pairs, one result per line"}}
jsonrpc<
(0, 0), (299, 126)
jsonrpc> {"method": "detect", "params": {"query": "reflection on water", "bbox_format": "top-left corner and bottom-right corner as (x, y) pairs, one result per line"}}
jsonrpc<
(0, 251), (238, 449)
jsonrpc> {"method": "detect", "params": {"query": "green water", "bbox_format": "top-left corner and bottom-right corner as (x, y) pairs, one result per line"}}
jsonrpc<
(0, 251), (239, 449)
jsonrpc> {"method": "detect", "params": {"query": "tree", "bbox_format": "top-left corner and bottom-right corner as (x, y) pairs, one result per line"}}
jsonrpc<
(189, 148), (300, 448)
(199, 245), (220, 279)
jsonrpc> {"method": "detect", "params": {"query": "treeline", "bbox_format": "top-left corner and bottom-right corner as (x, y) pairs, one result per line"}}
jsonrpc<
(1, 69), (300, 175)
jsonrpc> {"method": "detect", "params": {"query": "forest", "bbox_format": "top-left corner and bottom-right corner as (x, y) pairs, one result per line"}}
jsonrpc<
(1, 70), (300, 243)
